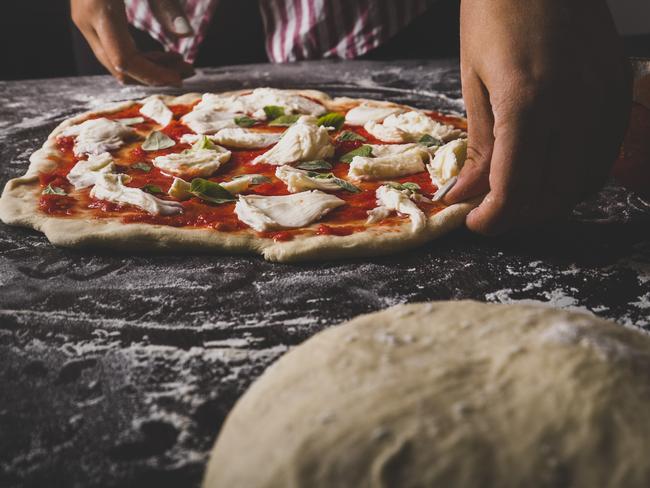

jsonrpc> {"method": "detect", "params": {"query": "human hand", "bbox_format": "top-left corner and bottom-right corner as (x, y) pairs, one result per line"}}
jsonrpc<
(446, 0), (632, 234)
(71, 0), (195, 86)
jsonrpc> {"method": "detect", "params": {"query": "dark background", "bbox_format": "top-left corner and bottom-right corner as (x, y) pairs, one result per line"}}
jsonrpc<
(1, 0), (649, 82)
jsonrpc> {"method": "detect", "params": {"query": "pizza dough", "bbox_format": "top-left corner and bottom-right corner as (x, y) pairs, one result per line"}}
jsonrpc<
(203, 301), (650, 488)
(0, 89), (477, 262)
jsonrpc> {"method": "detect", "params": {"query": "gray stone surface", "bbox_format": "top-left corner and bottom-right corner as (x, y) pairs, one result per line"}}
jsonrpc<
(0, 60), (649, 488)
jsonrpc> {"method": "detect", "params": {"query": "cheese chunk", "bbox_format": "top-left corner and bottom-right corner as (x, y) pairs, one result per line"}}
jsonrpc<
(62, 118), (135, 156)
(219, 174), (267, 194)
(348, 144), (429, 181)
(196, 88), (326, 119)
(427, 138), (467, 187)
(168, 177), (192, 200)
(364, 111), (463, 143)
(153, 147), (232, 178)
(275, 166), (341, 193)
(344, 104), (404, 126)
(66, 152), (115, 189)
(253, 116), (334, 165)
(235, 190), (345, 232)
(140, 97), (173, 127)
(90, 174), (183, 215)
(181, 129), (281, 149)
(181, 109), (240, 134)
(369, 185), (426, 232)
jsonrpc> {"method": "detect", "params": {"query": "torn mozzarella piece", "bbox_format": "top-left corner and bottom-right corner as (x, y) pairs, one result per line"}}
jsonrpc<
(275, 166), (340, 193)
(168, 177), (192, 200)
(153, 147), (232, 178)
(180, 109), (240, 134)
(348, 144), (429, 181)
(235, 190), (345, 232)
(219, 174), (267, 194)
(181, 129), (281, 149)
(253, 116), (334, 165)
(344, 104), (404, 126)
(90, 174), (183, 215)
(196, 88), (326, 118)
(140, 97), (173, 126)
(367, 185), (426, 232)
(364, 111), (463, 143)
(427, 138), (467, 187)
(62, 118), (135, 156)
(66, 152), (115, 189)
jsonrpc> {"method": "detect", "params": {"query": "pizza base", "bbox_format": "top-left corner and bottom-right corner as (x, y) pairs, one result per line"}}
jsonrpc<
(0, 90), (477, 263)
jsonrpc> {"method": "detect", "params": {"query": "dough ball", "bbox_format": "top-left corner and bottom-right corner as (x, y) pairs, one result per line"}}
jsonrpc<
(203, 301), (650, 488)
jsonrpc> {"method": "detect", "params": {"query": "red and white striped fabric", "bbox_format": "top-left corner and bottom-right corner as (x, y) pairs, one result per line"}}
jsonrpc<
(124, 0), (431, 63)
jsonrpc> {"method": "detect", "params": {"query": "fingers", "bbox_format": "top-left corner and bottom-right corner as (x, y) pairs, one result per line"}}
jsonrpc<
(445, 66), (493, 204)
(148, 0), (194, 37)
(143, 51), (195, 79)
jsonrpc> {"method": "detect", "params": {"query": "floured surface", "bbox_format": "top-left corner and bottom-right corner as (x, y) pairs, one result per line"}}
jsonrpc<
(1, 60), (649, 488)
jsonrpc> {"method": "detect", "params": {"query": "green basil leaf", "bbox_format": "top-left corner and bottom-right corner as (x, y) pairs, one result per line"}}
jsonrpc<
(191, 135), (217, 151)
(269, 114), (300, 126)
(296, 160), (333, 171)
(234, 116), (258, 128)
(307, 171), (334, 179)
(232, 174), (272, 185)
(386, 181), (421, 193)
(118, 117), (146, 126)
(142, 131), (176, 151)
(332, 177), (361, 193)
(132, 162), (151, 172)
(337, 130), (366, 142)
(317, 112), (345, 130)
(263, 105), (285, 120)
(141, 184), (163, 194)
(418, 134), (443, 147)
(190, 178), (236, 204)
(42, 184), (66, 195)
(340, 145), (373, 163)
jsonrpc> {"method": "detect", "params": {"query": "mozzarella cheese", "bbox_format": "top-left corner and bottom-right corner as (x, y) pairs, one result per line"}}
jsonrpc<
(62, 118), (135, 156)
(90, 174), (183, 215)
(364, 110), (463, 143)
(140, 97), (173, 126)
(344, 104), (404, 126)
(234, 190), (345, 232)
(427, 138), (467, 187)
(275, 166), (341, 193)
(219, 174), (267, 194)
(368, 185), (426, 232)
(153, 147), (232, 178)
(168, 177), (192, 200)
(66, 152), (115, 189)
(348, 144), (429, 181)
(253, 116), (334, 165)
(196, 88), (326, 119)
(180, 109), (240, 134)
(181, 129), (281, 149)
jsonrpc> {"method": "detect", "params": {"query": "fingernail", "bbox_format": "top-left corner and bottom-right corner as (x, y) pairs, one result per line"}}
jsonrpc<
(173, 16), (193, 36)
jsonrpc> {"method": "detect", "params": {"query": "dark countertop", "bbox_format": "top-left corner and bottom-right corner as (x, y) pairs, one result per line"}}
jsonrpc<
(1, 60), (649, 488)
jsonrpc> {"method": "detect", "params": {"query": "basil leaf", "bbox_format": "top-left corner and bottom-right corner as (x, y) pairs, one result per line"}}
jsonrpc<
(142, 131), (176, 151)
(263, 105), (285, 120)
(132, 162), (151, 172)
(340, 145), (373, 163)
(232, 174), (272, 185)
(308, 171), (335, 179)
(118, 117), (145, 126)
(332, 177), (361, 193)
(296, 160), (333, 171)
(337, 130), (366, 142)
(190, 178), (236, 204)
(418, 134), (443, 147)
(386, 181), (421, 192)
(234, 116), (257, 128)
(269, 114), (300, 126)
(42, 184), (66, 195)
(317, 112), (345, 130)
(191, 135), (217, 151)
(142, 184), (163, 194)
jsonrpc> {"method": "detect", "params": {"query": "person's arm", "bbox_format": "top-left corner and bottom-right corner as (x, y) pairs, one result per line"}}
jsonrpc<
(70, 0), (195, 85)
(445, 0), (632, 234)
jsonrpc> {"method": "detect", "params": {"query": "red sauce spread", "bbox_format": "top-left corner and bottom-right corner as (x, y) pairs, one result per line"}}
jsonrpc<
(38, 97), (468, 236)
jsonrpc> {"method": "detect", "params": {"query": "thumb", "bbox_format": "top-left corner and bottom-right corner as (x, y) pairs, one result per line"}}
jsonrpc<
(444, 67), (493, 204)
(149, 0), (194, 37)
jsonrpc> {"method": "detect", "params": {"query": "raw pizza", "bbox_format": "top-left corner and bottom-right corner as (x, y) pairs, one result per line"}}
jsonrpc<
(0, 88), (476, 262)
